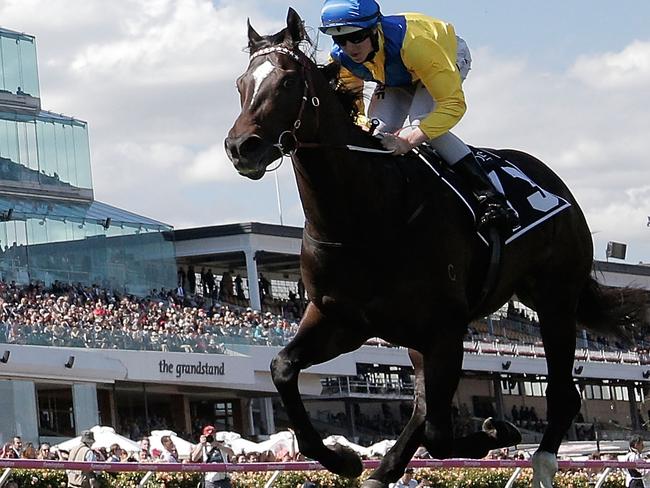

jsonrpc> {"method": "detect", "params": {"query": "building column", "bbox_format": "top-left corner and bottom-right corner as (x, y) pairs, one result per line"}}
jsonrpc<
(245, 250), (261, 311)
(73, 383), (99, 433)
(628, 384), (640, 431)
(0, 380), (39, 444)
(170, 395), (191, 435)
(492, 376), (505, 420)
(261, 397), (276, 435)
(344, 400), (358, 442)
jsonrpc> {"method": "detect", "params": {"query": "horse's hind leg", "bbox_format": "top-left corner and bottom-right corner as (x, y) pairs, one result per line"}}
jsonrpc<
(531, 297), (581, 488)
(362, 349), (426, 488)
(271, 303), (367, 478)
(363, 346), (522, 488)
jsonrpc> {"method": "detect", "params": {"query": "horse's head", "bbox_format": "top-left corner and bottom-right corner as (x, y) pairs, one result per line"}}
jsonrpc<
(225, 8), (316, 180)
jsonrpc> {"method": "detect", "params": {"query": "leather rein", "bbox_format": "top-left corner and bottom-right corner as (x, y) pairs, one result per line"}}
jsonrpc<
(248, 45), (391, 157)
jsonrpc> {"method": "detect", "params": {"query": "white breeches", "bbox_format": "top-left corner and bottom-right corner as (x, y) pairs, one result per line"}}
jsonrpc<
(368, 36), (473, 165)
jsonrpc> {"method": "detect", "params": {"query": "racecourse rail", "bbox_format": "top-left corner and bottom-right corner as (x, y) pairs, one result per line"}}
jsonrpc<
(0, 458), (643, 487)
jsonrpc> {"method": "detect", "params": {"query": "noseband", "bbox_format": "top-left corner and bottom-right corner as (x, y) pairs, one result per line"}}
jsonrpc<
(249, 46), (320, 156)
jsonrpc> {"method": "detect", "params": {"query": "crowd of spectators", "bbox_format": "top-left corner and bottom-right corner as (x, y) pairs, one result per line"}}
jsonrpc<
(0, 278), (649, 359)
(0, 280), (300, 352)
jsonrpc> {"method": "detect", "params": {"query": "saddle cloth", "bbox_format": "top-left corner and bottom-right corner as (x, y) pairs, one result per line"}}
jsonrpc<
(414, 145), (571, 245)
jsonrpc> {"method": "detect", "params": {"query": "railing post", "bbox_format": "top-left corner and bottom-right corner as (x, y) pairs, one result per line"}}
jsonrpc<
(594, 467), (612, 488)
(504, 467), (522, 488)
(139, 471), (154, 487)
(264, 470), (282, 488)
(0, 468), (13, 487)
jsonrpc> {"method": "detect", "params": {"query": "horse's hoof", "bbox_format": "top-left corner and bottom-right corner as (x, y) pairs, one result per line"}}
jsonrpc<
(329, 444), (364, 478)
(483, 417), (522, 446)
(531, 450), (558, 488)
(361, 480), (388, 488)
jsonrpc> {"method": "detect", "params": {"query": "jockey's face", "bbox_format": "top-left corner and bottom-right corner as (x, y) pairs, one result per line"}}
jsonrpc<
(338, 34), (374, 63)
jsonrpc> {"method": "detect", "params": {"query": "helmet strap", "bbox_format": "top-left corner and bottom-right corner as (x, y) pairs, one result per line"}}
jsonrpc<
(363, 27), (380, 62)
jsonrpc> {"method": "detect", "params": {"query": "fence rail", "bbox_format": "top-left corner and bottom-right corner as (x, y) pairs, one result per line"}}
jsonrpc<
(0, 458), (646, 471)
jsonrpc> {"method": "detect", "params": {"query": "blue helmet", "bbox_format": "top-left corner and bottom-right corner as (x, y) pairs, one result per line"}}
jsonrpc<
(319, 0), (381, 35)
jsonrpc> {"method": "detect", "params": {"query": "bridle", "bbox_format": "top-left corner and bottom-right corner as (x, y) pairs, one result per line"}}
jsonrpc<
(249, 46), (321, 157)
(247, 45), (392, 161)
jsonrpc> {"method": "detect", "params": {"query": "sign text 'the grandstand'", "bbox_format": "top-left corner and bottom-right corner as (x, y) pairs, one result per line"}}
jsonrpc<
(158, 359), (225, 378)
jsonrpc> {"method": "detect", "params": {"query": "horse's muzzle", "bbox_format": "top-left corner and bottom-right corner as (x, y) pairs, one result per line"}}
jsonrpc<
(224, 134), (275, 179)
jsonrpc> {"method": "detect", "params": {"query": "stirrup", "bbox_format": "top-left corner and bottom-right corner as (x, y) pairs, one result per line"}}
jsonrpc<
(477, 196), (520, 232)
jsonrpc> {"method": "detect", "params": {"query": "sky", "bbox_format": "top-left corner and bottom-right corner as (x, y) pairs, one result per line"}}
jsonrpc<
(1, 0), (649, 262)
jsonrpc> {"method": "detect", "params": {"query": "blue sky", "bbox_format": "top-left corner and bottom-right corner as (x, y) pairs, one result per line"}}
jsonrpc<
(1, 0), (649, 263)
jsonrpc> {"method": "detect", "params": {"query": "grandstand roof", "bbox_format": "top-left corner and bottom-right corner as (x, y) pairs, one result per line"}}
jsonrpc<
(174, 222), (302, 275)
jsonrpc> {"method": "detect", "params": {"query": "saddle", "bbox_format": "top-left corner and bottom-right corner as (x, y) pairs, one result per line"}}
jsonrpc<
(414, 144), (571, 245)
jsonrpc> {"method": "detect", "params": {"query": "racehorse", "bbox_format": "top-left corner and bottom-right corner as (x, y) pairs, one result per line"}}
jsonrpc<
(225, 9), (648, 488)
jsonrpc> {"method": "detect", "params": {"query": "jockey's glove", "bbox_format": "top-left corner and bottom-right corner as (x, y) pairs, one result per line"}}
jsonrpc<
(379, 133), (413, 156)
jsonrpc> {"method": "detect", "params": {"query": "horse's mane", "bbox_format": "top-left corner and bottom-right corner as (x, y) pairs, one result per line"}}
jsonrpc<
(247, 29), (363, 124)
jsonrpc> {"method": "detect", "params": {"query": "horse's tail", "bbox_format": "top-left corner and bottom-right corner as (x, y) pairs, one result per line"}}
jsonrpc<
(576, 277), (649, 343)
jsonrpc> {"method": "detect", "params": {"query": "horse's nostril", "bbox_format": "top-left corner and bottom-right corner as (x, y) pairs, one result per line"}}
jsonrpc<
(225, 138), (239, 160)
(239, 136), (265, 158)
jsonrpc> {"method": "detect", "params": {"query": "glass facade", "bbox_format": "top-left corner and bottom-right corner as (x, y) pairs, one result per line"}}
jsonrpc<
(0, 111), (92, 193)
(0, 26), (177, 295)
(0, 28), (39, 98)
(0, 196), (176, 295)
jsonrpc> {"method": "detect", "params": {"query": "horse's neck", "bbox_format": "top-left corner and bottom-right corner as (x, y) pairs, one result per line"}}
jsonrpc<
(293, 113), (403, 243)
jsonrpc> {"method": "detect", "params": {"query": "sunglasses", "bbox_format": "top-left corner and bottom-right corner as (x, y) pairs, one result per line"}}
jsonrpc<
(333, 29), (372, 46)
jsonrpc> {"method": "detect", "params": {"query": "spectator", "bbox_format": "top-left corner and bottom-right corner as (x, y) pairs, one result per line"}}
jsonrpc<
(139, 437), (151, 459)
(624, 435), (646, 488)
(9, 436), (22, 458)
(106, 443), (121, 462)
(159, 435), (179, 463)
(190, 425), (235, 488)
(187, 265), (196, 294)
(22, 442), (37, 459)
(66, 430), (99, 488)
(234, 274), (245, 300)
(37, 443), (54, 460)
(391, 467), (418, 488)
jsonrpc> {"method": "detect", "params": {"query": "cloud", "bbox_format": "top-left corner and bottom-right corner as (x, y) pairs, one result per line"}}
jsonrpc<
(569, 40), (650, 89)
(3, 2), (649, 261)
(460, 44), (650, 260)
(185, 143), (240, 183)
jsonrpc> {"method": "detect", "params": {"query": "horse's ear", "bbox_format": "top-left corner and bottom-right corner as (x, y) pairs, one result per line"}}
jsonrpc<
(320, 61), (341, 84)
(285, 7), (306, 45)
(247, 19), (263, 51)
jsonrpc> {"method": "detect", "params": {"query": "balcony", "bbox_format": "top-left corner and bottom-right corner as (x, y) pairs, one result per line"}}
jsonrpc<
(320, 376), (415, 399)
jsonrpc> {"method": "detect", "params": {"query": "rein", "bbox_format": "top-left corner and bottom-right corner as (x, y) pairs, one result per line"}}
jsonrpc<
(249, 45), (392, 159)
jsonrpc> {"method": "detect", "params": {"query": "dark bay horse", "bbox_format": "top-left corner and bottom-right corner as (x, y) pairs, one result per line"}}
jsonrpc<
(225, 9), (647, 488)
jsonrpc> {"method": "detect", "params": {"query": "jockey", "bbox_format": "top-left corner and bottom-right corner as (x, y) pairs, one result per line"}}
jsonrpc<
(319, 0), (519, 231)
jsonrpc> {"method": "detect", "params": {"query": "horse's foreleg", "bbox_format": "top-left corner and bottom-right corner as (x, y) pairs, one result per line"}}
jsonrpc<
(532, 304), (581, 488)
(420, 329), (465, 459)
(271, 303), (367, 478)
(362, 349), (426, 488)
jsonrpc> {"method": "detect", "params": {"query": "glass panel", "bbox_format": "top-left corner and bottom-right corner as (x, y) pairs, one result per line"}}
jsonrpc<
(0, 220), (29, 284)
(18, 37), (39, 97)
(593, 386), (601, 400)
(1, 37), (20, 93)
(602, 386), (611, 400)
(73, 124), (92, 189)
(523, 381), (533, 396)
(64, 122), (78, 186)
(54, 122), (70, 184)
(0, 118), (20, 164)
(36, 384), (75, 437)
(25, 120), (38, 170)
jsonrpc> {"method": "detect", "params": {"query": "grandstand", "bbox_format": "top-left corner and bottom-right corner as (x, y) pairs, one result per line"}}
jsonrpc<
(1, 24), (649, 463)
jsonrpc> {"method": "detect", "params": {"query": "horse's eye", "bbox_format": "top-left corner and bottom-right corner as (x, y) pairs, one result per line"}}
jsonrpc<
(283, 78), (297, 89)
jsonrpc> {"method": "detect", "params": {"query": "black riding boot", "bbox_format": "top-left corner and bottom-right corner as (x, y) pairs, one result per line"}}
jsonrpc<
(453, 153), (520, 231)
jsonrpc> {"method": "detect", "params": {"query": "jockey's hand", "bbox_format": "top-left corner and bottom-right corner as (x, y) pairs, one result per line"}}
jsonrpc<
(380, 127), (428, 156)
(380, 133), (413, 155)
